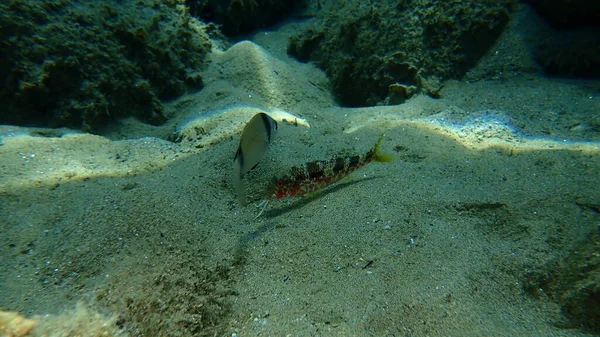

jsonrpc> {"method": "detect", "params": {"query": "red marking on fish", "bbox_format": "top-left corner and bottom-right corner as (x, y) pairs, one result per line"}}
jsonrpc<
(271, 135), (393, 199)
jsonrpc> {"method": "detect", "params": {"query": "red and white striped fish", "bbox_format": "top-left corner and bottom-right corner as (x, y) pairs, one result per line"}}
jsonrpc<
(271, 134), (394, 199)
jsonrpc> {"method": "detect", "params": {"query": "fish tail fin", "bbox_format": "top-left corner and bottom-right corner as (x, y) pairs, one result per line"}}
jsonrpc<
(372, 134), (394, 163)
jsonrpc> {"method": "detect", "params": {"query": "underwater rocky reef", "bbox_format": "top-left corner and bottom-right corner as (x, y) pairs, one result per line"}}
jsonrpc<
(1, 0), (598, 131)
(0, 0), (210, 131)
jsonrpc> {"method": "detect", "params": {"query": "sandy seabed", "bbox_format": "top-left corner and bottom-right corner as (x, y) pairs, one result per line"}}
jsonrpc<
(1, 19), (599, 337)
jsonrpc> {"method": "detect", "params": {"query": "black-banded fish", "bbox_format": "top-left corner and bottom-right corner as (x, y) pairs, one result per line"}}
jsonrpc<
(271, 134), (393, 199)
(233, 112), (278, 203)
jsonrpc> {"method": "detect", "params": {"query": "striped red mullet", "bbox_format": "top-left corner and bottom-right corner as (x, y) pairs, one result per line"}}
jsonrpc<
(272, 134), (394, 199)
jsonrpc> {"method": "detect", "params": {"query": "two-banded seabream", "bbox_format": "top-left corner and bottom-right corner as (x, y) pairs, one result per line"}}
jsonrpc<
(233, 112), (278, 203)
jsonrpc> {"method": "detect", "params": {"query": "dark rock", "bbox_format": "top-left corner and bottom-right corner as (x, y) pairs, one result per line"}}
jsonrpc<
(287, 0), (517, 107)
(0, 0), (211, 132)
(533, 27), (600, 78)
(524, 0), (600, 29)
(187, 0), (306, 36)
(521, 1), (600, 78)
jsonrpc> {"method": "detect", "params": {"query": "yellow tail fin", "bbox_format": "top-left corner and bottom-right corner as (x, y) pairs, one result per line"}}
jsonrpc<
(372, 134), (395, 163)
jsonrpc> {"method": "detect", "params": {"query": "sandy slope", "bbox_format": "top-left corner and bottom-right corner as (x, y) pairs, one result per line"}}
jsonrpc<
(1, 21), (599, 337)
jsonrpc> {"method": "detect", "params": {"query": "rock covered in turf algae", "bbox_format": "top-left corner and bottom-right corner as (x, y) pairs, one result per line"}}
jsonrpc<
(288, 0), (517, 107)
(0, 0), (211, 132)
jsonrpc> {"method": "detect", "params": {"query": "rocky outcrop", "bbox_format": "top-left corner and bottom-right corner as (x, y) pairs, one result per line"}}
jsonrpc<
(287, 0), (517, 107)
(0, 0), (211, 132)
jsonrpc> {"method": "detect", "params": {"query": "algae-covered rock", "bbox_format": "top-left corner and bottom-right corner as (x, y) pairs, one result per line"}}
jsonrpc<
(288, 0), (517, 107)
(0, 0), (211, 132)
